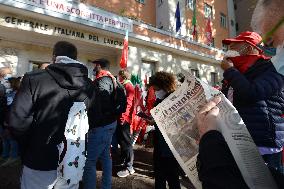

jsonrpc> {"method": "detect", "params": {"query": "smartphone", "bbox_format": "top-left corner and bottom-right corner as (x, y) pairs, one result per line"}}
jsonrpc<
(137, 112), (151, 120)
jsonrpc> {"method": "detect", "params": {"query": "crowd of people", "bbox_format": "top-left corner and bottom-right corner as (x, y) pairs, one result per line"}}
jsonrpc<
(0, 0), (283, 188)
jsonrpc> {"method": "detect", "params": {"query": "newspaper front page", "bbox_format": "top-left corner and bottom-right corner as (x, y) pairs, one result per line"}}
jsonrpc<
(150, 75), (277, 189)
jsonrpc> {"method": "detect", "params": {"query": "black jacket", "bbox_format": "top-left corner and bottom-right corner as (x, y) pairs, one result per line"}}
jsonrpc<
(153, 95), (174, 158)
(0, 83), (7, 127)
(9, 62), (94, 171)
(88, 76), (117, 128)
(197, 130), (284, 189)
(222, 59), (284, 148)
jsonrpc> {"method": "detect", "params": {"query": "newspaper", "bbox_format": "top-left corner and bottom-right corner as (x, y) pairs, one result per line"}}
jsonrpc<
(150, 75), (278, 189)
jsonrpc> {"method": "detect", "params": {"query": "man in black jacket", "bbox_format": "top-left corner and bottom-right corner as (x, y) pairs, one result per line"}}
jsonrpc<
(9, 41), (94, 189)
(83, 58), (117, 189)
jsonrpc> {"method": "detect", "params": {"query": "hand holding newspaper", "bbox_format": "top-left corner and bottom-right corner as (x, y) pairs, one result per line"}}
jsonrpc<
(150, 75), (277, 189)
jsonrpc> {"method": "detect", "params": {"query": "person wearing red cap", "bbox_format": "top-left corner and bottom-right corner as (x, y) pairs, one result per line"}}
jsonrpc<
(221, 31), (284, 174)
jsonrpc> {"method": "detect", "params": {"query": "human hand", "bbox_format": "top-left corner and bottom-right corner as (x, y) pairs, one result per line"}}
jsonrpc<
(196, 96), (221, 139)
(144, 117), (155, 125)
(221, 58), (234, 71)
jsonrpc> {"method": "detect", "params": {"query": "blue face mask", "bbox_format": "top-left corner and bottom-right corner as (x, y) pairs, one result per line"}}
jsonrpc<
(3, 74), (12, 80)
(257, 44), (277, 56)
(263, 47), (277, 57)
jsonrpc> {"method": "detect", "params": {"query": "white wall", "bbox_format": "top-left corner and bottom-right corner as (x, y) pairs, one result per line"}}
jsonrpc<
(127, 42), (223, 85)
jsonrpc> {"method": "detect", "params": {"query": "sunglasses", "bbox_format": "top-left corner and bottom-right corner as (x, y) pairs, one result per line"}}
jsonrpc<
(262, 16), (284, 44)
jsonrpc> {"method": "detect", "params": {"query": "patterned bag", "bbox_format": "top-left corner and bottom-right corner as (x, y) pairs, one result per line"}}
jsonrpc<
(56, 101), (89, 186)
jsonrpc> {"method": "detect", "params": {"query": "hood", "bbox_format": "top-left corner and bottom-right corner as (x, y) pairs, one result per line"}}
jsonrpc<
(46, 56), (90, 90)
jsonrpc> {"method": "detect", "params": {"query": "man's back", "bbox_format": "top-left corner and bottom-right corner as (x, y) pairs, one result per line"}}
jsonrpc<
(9, 62), (94, 171)
(88, 76), (116, 128)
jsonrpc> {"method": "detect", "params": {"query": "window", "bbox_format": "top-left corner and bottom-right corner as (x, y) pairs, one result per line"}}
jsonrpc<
(204, 3), (212, 18)
(231, 20), (234, 26)
(186, 0), (196, 10)
(136, 0), (145, 4)
(220, 13), (227, 28)
(141, 60), (156, 84)
(222, 44), (228, 51)
(210, 72), (218, 86)
(191, 69), (200, 78)
(236, 23), (239, 31)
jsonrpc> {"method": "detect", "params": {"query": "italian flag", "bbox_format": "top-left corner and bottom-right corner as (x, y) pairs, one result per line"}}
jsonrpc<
(120, 30), (129, 69)
(192, 1), (197, 37)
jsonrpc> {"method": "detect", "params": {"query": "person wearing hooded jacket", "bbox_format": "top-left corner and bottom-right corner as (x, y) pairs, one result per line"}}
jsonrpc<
(221, 31), (284, 174)
(9, 41), (94, 189)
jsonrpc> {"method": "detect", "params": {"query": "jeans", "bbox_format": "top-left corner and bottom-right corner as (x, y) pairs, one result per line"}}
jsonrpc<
(83, 121), (117, 189)
(117, 122), (134, 170)
(0, 127), (18, 158)
(111, 127), (118, 154)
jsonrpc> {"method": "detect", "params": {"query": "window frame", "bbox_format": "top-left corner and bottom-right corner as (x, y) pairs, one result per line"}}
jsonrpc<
(210, 72), (218, 86)
(186, 0), (196, 10)
(191, 69), (200, 78)
(220, 12), (227, 28)
(204, 3), (213, 18)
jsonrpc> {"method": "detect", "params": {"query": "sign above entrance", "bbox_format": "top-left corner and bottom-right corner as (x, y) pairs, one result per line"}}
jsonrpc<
(0, 0), (133, 32)
(0, 14), (124, 48)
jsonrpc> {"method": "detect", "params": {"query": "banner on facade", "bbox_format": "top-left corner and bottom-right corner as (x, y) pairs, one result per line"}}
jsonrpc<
(150, 75), (278, 189)
(0, 14), (123, 49)
(0, 0), (133, 32)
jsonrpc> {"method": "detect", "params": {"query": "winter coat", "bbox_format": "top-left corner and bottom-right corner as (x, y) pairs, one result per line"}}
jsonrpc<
(89, 75), (117, 128)
(153, 95), (174, 158)
(9, 57), (94, 171)
(222, 58), (284, 148)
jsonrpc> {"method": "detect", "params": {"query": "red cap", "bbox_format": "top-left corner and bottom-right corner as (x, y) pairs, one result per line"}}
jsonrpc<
(222, 31), (262, 51)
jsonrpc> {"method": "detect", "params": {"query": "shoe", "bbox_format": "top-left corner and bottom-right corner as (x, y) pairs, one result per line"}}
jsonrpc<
(117, 168), (135, 178)
(0, 158), (20, 167)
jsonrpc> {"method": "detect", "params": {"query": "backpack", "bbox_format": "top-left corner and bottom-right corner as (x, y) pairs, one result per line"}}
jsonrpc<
(55, 100), (89, 186)
(113, 79), (127, 115)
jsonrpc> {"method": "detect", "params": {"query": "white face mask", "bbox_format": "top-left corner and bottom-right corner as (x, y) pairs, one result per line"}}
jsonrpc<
(224, 50), (240, 58)
(155, 89), (167, 99)
(271, 42), (284, 76)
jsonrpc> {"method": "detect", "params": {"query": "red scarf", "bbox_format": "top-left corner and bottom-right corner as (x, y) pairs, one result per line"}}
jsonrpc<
(95, 70), (114, 80)
(228, 55), (270, 73)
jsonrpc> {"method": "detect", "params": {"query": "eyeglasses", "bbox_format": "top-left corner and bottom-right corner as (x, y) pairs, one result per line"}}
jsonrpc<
(262, 16), (284, 44)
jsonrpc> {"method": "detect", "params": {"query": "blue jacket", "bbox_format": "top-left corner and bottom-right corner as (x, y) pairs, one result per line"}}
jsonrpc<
(222, 59), (284, 148)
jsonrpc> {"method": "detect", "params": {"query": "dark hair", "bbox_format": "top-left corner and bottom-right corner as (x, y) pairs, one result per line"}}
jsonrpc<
(53, 41), (77, 60)
(92, 58), (110, 69)
(149, 71), (177, 93)
(8, 77), (21, 91)
(118, 69), (130, 80)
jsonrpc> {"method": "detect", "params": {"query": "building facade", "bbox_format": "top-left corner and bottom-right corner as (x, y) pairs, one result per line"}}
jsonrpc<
(0, 0), (233, 86)
(234, 0), (257, 35)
